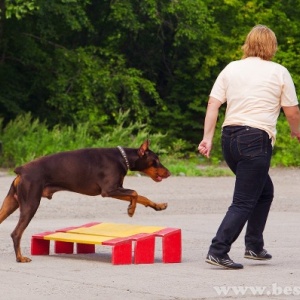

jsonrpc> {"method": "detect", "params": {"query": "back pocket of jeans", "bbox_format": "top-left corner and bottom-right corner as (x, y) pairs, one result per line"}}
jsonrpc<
(237, 132), (263, 157)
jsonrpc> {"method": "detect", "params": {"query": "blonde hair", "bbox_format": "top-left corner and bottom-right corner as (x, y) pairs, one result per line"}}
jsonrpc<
(242, 25), (277, 60)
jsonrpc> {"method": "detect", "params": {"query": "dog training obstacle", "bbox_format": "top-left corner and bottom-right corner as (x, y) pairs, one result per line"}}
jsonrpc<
(31, 222), (181, 265)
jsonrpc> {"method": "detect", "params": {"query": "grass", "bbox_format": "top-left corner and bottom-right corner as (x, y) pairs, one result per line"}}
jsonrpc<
(161, 156), (233, 177)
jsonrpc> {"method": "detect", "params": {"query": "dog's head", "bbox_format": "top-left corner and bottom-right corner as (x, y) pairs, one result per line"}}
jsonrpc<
(135, 140), (171, 182)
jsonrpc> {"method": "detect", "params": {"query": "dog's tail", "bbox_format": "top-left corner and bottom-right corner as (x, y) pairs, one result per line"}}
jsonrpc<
(0, 176), (20, 224)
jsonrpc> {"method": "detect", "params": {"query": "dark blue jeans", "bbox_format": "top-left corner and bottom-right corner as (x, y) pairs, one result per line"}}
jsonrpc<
(208, 126), (274, 258)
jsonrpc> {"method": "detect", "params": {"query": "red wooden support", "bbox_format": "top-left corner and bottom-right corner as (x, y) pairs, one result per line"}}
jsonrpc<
(76, 243), (95, 254)
(132, 233), (156, 264)
(31, 231), (55, 255)
(54, 241), (74, 254)
(102, 237), (133, 265)
(155, 228), (182, 263)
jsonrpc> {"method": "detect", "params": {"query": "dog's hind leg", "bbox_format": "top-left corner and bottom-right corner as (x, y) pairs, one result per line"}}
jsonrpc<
(11, 178), (42, 263)
(0, 177), (20, 224)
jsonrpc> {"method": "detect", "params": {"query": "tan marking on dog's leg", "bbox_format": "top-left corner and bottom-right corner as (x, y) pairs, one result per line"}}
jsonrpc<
(13, 175), (21, 188)
(0, 180), (20, 224)
(109, 193), (167, 214)
(136, 195), (168, 211)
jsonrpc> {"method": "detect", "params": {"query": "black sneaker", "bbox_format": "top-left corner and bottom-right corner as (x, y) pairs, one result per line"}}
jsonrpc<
(206, 253), (243, 270)
(244, 249), (272, 260)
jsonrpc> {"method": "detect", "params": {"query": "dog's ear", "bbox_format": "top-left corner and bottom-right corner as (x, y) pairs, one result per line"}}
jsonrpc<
(138, 139), (150, 157)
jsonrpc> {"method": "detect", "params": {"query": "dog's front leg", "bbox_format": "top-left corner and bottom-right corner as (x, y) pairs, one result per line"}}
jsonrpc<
(104, 188), (138, 217)
(104, 188), (168, 216)
(136, 195), (168, 211)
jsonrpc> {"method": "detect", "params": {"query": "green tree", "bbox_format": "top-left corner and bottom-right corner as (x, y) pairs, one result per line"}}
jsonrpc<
(1, 0), (300, 156)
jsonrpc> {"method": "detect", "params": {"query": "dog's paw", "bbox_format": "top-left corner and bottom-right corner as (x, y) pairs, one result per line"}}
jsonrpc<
(127, 205), (136, 217)
(155, 202), (168, 211)
(17, 256), (32, 263)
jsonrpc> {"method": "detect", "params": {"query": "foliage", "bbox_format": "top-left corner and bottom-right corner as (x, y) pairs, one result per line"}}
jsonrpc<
(1, 0), (300, 167)
(90, 109), (167, 154)
(163, 155), (233, 177)
(46, 47), (162, 134)
(0, 111), (167, 167)
(4, 0), (39, 19)
(272, 113), (300, 166)
(0, 113), (93, 166)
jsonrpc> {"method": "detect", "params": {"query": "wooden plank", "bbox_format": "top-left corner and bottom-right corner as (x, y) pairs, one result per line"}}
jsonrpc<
(68, 223), (165, 237)
(43, 232), (114, 244)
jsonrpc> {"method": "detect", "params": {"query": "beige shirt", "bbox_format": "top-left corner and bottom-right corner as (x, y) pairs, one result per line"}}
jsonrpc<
(210, 57), (299, 145)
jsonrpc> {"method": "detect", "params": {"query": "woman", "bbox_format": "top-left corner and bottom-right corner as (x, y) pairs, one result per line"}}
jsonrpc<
(198, 25), (300, 270)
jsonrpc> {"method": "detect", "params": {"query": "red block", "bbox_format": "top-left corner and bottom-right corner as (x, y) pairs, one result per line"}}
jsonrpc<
(103, 237), (133, 265)
(132, 233), (155, 264)
(77, 243), (95, 254)
(31, 231), (54, 255)
(55, 241), (74, 254)
(155, 228), (182, 263)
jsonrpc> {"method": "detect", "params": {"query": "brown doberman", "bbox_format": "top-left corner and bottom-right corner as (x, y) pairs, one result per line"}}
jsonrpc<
(0, 140), (170, 262)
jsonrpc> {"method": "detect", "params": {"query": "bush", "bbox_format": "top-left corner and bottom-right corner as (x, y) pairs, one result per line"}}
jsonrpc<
(272, 113), (300, 166)
(0, 113), (93, 167)
(0, 111), (167, 167)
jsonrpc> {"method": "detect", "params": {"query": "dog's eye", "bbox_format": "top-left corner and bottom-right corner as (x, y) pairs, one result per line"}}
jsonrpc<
(152, 159), (159, 167)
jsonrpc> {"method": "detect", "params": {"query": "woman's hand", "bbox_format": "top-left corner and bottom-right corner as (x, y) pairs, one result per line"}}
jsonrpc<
(198, 140), (212, 158)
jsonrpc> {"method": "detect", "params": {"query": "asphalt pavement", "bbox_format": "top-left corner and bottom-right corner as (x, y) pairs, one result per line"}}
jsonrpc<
(0, 168), (299, 299)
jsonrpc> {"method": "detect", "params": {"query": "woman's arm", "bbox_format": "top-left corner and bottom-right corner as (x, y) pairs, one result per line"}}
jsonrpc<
(198, 97), (222, 158)
(282, 105), (300, 142)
